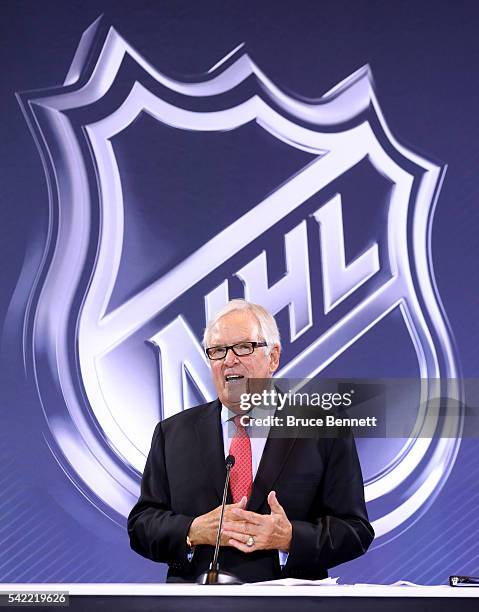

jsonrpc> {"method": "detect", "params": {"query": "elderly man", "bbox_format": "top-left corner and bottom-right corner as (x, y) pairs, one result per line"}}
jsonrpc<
(128, 299), (373, 582)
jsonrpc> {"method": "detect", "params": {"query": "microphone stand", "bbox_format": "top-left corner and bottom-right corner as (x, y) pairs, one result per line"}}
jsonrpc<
(197, 455), (243, 585)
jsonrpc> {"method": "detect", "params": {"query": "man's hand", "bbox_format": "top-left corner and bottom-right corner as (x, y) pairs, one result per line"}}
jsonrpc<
(187, 496), (247, 547)
(221, 491), (292, 553)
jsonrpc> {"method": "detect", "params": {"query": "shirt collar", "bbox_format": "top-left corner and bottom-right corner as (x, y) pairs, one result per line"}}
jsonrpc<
(221, 404), (242, 425)
(220, 402), (276, 425)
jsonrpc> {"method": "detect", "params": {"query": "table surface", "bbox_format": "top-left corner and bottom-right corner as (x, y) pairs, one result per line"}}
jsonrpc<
(1, 583), (479, 598)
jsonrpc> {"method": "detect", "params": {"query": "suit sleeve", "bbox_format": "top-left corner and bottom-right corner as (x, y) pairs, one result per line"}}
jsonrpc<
(127, 423), (194, 566)
(284, 434), (374, 576)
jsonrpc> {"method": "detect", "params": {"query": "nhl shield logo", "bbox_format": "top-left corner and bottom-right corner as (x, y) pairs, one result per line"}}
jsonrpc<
(18, 19), (462, 544)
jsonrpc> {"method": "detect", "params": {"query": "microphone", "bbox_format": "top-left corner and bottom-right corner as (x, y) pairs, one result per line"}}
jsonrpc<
(197, 454), (243, 585)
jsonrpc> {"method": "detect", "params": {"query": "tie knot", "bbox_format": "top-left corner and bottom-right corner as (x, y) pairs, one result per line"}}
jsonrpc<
(233, 414), (250, 431)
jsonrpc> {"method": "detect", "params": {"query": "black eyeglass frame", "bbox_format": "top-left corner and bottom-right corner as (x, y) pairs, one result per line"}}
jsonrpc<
(205, 341), (268, 360)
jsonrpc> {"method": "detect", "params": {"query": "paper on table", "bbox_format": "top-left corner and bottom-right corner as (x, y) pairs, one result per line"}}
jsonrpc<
(249, 577), (339, 586)
(352, 581), (448, 587)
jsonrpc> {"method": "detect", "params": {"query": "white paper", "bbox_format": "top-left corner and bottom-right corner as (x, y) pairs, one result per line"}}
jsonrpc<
(249, 577), (339, 586)
(352, 581), (448, 588)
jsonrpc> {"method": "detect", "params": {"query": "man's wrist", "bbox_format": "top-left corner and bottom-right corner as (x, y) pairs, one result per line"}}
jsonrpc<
(185, 524), (196, 563)
(187, 518), (199, 547)
(280, 522), (293, 552)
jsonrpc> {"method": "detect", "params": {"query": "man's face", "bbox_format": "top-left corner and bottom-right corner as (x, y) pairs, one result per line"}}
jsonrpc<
(207, 310), (280, 413)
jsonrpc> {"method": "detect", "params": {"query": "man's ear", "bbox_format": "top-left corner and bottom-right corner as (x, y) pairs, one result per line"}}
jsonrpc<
(269, 345), (281, 374)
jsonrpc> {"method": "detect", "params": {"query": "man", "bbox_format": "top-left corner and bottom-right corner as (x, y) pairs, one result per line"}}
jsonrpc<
(128, 299), (374, 582)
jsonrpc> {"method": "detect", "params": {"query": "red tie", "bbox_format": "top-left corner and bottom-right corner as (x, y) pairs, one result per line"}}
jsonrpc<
(229, 415), (253, 503)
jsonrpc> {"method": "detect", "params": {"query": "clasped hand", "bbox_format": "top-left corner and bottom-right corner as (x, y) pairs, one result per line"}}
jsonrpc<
(188, 491), (292, 553)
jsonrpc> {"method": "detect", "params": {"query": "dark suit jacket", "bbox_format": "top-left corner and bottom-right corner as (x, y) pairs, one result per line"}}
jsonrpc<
(127, 399), (374, 582)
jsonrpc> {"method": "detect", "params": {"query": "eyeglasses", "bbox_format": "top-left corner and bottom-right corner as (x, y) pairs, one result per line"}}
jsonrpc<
(205, 341), (268, 361)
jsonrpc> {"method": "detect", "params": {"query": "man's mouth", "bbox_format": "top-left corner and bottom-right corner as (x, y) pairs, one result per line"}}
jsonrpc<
(225, 375), (245, 383)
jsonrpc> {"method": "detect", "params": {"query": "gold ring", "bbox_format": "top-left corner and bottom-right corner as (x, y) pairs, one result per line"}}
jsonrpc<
(246, 535), (255, 547)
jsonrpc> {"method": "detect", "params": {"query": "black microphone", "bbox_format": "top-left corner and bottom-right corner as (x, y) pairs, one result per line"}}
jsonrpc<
(197, 454), (243, 585)
(211, 455), (235, 571)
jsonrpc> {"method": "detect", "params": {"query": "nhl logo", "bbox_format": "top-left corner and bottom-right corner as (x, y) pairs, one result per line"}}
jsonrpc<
(18, 19), (462, 544)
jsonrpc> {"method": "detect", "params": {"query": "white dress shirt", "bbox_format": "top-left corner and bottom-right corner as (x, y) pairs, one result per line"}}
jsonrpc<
(221, 404), (288, 567)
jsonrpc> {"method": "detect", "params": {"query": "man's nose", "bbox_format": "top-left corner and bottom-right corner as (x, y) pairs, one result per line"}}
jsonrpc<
(224, 347), (239, 366)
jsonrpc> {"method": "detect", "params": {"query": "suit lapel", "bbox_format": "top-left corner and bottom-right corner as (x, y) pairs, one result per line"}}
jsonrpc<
(194, 399), (226, 504)
(247, 416), (298, 513)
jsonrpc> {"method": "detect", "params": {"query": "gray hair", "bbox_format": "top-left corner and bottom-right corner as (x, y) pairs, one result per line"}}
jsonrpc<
(203, 299), (281, 352)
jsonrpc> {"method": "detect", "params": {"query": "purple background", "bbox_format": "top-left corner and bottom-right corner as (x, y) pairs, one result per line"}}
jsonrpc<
(1, 0), (478, 584)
